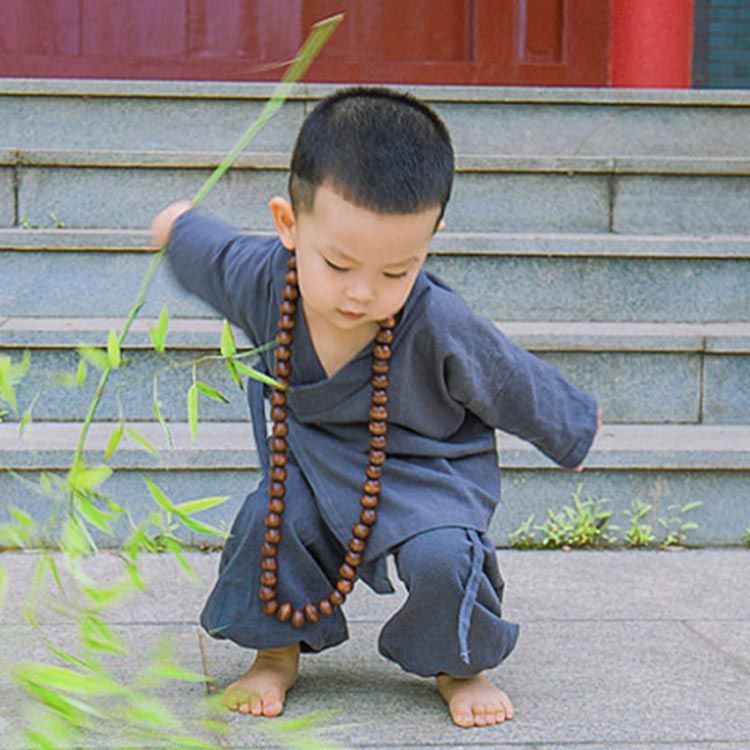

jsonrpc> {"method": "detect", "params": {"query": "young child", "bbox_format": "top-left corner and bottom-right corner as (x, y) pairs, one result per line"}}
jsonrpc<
(150, 87), (599, 728)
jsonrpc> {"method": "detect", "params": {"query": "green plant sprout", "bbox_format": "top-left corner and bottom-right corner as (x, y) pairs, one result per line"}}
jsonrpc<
(658, 500), (702, 548)
(508, 514), (537, 549)
(0, 12), (345, 749)
(744, 528), (750, 548)
(623, 499), (656, 548)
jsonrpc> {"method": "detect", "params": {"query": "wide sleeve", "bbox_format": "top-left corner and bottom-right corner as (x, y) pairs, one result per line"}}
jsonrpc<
(165, 208), (276, 344)
(444, 312), (598, 469)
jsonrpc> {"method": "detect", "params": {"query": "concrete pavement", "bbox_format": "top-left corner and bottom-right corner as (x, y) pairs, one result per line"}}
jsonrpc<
(1, 548), (749, 749)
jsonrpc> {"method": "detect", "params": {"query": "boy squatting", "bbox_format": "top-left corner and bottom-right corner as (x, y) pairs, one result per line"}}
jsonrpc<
(150, 87), (600, 728)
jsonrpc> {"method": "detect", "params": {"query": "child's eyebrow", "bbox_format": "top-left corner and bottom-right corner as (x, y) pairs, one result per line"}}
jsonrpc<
(322, 244), (420, 267)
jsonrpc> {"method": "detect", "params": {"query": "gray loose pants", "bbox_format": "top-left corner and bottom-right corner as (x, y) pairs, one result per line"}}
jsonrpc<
(200, 463), (520, 678)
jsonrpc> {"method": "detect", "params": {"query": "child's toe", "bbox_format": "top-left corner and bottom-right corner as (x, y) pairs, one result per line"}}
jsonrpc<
(261, 689), (284, 717)
(452, 702), (474, 727)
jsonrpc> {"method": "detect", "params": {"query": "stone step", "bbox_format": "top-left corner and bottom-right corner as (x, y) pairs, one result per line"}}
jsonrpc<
(1, 318), (749, 425)
(1, 421), (748, 547)
(2, 230), (749, 323)
(2, 79), (750, 157)
(2, 149), (750, 234)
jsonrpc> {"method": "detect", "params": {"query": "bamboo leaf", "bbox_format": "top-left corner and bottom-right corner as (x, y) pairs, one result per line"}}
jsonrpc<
(107, 328), (121, 368)
(104, 419), (125, 462)
(225, 358), (244, 392)
(152, 378), (174, 449)
(75, 356), (87, 386)
(44, 642), (98, 673)
(232, 359), (286, 389)
(60, 516), (95, 557)
(126, 425), (161, 459)
(220, 319), (237, 357)
(18, 392), (40, 436)
(74, 492), (115, 534)
(188, 383), (198, 439)
(144, 476), (175, 514)
(173, 495), (230, 516)
(149, 306), (169, 353)
(79, 615), (126, 654)
(0, 355), (18, 411)
(54, 371), (78, 388)
(176, 513), (225, 538)
(14, 662), (123, 695)
(195, 380), (230, 404)
(77, 346), (110, 371)
(8, 504), (35, 528)
(67, 464), (113, 493)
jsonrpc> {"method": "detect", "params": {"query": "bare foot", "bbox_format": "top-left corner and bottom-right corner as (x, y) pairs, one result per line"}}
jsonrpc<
(222, 643), (300, 717)
(436, 672), (514, 728)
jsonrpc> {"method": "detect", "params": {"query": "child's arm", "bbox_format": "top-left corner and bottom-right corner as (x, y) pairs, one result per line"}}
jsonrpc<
(444, 314), (600, 470)
(149, 201), (275, 343)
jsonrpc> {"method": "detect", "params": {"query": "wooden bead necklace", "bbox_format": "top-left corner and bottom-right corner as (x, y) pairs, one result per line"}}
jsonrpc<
(259, 250), (395, 628)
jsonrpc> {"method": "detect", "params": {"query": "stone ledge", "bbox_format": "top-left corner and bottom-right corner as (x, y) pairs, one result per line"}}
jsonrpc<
(3, 228), (749, 259)
(6, 148), (750, 176)
(2, 317), (749, 354)
(3, 78), (750, 106)
(2, 422), (749, 471)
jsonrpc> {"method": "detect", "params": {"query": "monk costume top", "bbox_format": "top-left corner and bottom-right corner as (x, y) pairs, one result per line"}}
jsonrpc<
(165, 209), (599, 649)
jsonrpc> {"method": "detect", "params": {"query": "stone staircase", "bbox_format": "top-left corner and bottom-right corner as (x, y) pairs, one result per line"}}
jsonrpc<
(1, 79), (749, 547)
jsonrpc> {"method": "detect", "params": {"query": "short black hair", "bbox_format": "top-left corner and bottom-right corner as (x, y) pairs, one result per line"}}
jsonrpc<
(289, 86), (454, 224)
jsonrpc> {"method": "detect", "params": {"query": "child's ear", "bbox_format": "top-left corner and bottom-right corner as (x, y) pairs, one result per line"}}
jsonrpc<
(268, 196), (297, 250)
(438, 219), (446, 232)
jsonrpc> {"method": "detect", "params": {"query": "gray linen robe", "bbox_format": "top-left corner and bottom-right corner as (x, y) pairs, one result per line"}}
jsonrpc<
(166, 209), (598, 661)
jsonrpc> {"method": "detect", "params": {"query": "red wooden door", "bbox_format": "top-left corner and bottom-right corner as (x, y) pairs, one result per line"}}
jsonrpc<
(0, 0), (609, 86)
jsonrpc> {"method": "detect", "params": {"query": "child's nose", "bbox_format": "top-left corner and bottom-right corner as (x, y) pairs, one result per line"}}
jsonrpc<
(345, 276), (375, 304)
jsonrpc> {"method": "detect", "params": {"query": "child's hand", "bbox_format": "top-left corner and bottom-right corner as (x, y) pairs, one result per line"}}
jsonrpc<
(573, 407), (602, 472)
(149, 200), (193, 249)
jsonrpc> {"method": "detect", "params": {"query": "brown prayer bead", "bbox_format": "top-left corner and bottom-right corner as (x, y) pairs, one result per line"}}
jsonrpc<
(349, 538), (366, 553)
(373, 344), (392, 360)
(259, 585), (276, 601)
(263, 599), (279, 615)
(371, 389), (388, 405)
(370, 435), (387, 450)
(261, 557), (278, 571)
(371, 374), (389, 390)
(271, 452), (287, 467)
(330, 590), (345, 606)
(368, 421), (387, 436)
(275, 346), (291, 363)
(285, 270), (298, 285)
(270, 466), (287, 482)
(275, 361), (291, 378)
(286, 255), (296, 269)
(365, 464), (382, 480)
(262, 541), (278, 557)
(291, 610), (306, 629)
(276, 331), (293, 347)
(360, 494), (378, 509)
(381, 316), (396, 328)
(283, 284), (299, 301)
(345, 551), (363, 567)
(376, 328), (394, 344)
(372, 359), (390, 375)
(304, 603), (319, 623)
(270, 481), (286, 498)
(360, 509), (377, 526)
(368, 449), (386, 465)
(271, 437), (287, 453)
(318, 599), (334, 617)
(369, 405), (388, 421)
(273, 422), (289, 438)
(277, 603), (293, 622)
(276, 377), (289, 389)
(339, 563), (356, 580)
(265, 512), (282, 528)
(280, 300), (296, 315)
(279, 314), (295, 331)
(270, 406), (287, 421)
(260, 571), (277, 587)
(264, 529), (281, 544)
(270, 390), (287, 406)
(353, 523), (371, 540)
(337, 578), (353, 595)
(363, 479), (381, 495)
(268, 498), (285, 514)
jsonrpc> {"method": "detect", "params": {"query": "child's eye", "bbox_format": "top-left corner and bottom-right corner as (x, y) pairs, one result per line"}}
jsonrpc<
(384, 271), (408, 280)
(324, 258), (349, 272)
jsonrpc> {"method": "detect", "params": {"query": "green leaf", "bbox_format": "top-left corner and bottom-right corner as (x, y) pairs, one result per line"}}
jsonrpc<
(74, 492), (115, 534)
(125, 692), (179, 729)
(144, 476), (175, 514)
(9, 504), (35, 528)
(177, 514), (225, 538)
(60, 516), (95, 557)
(107, 328), (121, 368)
(173, 495), (230, 516)
(147, 662), (207, 683)
(79, 615), (126, 654)
(54, 371), (78, 388)
(149, 306), (169, 353)
(188, 383), (198, 439)
(77, 346), (110, 371)
(232, 359), (286, 389)
(152, 378), (174, 449)
(75, 356), (87, 386)
(681, 501), (703, 513)
(14, 661), (123, 695)
(18, 392), (40, 436)
(0, 355), (18, 411)
(220, 319), (237, 357)
(44, 642), (97, 673)
(104, 419), (125, 461)
(195, 380), (230, 404)
(126, 425), (161, 459)
(67, 463), (113, 493)
(225, 358), (244, 392)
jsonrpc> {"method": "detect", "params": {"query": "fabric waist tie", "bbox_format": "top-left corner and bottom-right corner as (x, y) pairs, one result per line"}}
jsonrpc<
(458, 528), (485, 665)
(248, 378), (270, 472)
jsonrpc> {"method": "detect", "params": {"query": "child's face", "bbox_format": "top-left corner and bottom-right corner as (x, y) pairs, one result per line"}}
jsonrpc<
(271, 184), (442, 333)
